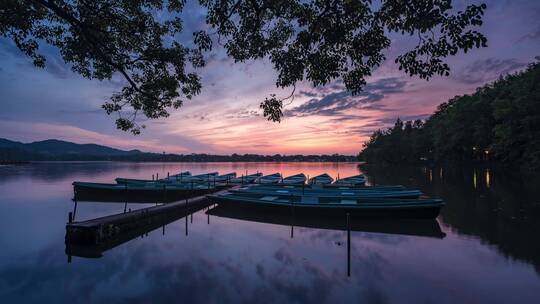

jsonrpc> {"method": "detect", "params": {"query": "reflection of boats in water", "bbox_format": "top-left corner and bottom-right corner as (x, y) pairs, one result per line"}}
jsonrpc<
(207, 204), (446, 239)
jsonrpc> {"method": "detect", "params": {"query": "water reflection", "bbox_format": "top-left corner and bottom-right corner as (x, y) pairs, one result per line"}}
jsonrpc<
(361, 163), (540, 274)
(1, 162), (539, 303)
(208, 204), (446, 239)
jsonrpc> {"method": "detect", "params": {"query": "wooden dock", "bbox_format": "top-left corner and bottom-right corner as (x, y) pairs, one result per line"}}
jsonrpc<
(65, 191), (226, 249)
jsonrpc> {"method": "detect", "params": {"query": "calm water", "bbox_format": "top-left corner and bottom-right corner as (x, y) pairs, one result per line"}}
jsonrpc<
(0, 162), (539, 303)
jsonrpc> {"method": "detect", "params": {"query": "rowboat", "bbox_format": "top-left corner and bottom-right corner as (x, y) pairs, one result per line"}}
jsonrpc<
(207, 192), (444, 219)
(207, 204), (446, 238)
(282, 173), (307, 185)
(116, 171), (191, 184)
(212, 172), (237, 182)
(231, 186), (423, 199)
(256, 173), (282, 184)
(247, 183), (406, 191)
(323, 184), (405, 191)
(308, 173), (333, 185)
(333, 174), (366, 186)
(73, 181), (216, 203)
(229, 173), (263, 184)
(185, 172), (219, 181)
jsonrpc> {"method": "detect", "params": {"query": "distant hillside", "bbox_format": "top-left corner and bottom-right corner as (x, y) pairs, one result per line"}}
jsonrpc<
(0, 138), (356, 162)
(0, 138), (141, 156)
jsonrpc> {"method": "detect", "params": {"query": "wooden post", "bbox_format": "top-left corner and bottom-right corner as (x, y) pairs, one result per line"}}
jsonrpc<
(124, 202), (127, 213)
(72, 200), (78, 220)
(156, 173), (159, 180)
(347, 212), (351, 277)
(162, 225), (165, 235)
(68, 212), (73, 224)
(163, 184), (167, 202)
(152, 174), (154, 181)
(167, 172), (170, 179)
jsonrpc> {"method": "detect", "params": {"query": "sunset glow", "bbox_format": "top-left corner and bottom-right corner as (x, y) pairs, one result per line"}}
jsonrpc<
(1, 0), (538, 155)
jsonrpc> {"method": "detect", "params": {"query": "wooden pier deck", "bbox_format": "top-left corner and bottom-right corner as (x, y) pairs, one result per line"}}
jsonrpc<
(65, 189), (229, 248)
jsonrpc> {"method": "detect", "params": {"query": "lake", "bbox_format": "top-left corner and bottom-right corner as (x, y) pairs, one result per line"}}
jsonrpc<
(0, 162), (539, 303)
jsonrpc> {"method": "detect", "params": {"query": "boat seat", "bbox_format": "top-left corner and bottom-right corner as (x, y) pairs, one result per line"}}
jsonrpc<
(260, 196), (278, 201)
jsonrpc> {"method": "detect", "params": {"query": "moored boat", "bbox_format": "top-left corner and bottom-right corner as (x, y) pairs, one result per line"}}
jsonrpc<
(333, 174), (366, 186)
(73, 181), (216, 203)
(116, 171), (191, 184)
(308, 173), (334, 185)
(229, 172), (263, 184)
(256, 173), (282, 184)
(231, 186), (423, 199)
(282, 173), (307, 185)
(207, 191), (444, 219)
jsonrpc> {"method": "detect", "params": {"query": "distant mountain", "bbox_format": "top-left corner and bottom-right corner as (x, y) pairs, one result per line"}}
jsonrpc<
(0, 138), (357, 162)
(0, 138), (141, 156)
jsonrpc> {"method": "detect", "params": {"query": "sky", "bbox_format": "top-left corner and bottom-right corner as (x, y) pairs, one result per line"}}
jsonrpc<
(0, 0), (539, 155)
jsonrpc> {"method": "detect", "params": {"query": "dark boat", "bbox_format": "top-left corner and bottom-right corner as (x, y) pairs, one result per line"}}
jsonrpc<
(231, 186), (423, 199)
(308, 173), (334, 185)
(116, 171), (191, 184)
(333, 174), (366, 186)
(256, 173), (282, 184)
(229, 172), (263, 184)
(207, 191), (444, 219)
(73, 181), (217, 203)
(282, 173), (307, 185)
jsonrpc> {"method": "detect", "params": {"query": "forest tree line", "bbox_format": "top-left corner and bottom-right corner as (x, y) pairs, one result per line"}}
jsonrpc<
(359, 60), (540, 170)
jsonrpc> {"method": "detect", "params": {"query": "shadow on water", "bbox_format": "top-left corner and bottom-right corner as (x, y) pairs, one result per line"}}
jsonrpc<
(65, 200), (214, 259)
(361, 163), (540, 274)
(208, 204), (446, 239)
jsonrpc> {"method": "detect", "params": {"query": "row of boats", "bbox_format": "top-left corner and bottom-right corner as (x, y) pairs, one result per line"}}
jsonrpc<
(73, 171), (444, 218)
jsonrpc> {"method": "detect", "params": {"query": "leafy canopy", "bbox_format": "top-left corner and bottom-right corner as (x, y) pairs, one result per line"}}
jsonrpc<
(1, 0), (487, 133)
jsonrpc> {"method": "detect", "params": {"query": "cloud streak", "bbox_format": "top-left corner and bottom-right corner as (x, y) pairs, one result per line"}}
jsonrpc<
(287, 77), (408, 117)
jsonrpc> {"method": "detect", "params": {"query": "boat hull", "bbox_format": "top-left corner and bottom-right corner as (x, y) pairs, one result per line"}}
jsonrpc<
(207, 196), (442, 219)
(74, 183), (219, 203)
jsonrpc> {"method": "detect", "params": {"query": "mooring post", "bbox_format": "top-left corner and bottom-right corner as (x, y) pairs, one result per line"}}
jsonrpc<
(68, 212), (73, 224)
(167, 172), (170, 179)
(207, 211), (210, 224)
(124, 202), (127, 213)
(156, 173), (159, 180)
(185, 214), (188, 236)
(163, 184), (167, 202)
(347, 212), (351, 277)
(72, 200), (78, 221)
(162, 225), (165, 235)
(152, 174), (154, 181)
